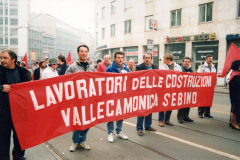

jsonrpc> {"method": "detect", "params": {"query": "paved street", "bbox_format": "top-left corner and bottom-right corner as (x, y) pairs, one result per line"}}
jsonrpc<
(12, 89), (240, 160)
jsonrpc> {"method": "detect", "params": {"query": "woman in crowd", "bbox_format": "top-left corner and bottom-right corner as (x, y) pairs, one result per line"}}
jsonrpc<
(229, 60), (240, 131)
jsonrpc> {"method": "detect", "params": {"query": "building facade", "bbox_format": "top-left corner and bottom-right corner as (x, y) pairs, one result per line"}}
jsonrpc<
(95, 0), (240, 85)
(0, 0), (28, 55)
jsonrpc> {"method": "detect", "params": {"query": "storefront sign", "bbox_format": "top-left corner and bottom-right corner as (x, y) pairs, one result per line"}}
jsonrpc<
(153, 47), (158, 56)
(147, 39), (153, 49)
(194, 32), (215, 41)
(149, 19), (157, 30)
(226, 34), (240, 40)
(166, 36), (190, 42)
(96, 45), (107, 50)
(125, 48), (138, 56)
(197, 50), (213, 53)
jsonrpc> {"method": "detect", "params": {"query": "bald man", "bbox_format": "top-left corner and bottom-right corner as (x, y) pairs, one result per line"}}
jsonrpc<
(97, 55), (112, 72)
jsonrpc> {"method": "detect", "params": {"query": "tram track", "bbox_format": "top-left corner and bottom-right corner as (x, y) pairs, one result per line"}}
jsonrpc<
(42, 142), (67, 160)
(94, 125), (179, 160)
(152, 118), (240, 143)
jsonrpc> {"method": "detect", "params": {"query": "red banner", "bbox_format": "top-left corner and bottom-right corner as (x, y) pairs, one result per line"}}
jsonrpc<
(9, 70), (216, 150)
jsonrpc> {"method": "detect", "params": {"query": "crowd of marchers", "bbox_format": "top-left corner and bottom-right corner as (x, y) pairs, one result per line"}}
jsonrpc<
(0, 45), (240, 160)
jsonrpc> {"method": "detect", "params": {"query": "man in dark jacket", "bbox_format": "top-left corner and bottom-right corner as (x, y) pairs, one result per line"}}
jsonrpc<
(105, 51), (129, 143)
(33, 60), (46, 80)
(135, 52), (157, 136)
(57, 55), (69, 75)
(177, 57), (194, 124)
(0, 49), (31, 160)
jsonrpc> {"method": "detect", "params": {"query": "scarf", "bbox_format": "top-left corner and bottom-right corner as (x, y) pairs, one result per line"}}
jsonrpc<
(228, 70), (240, 84)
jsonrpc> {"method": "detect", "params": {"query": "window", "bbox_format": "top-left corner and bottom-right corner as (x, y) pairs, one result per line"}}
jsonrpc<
(0, 9), (3, 15)
(102, 28), (105, 39)
(5, 9), (8, 15)
(96, 32), (98, 46)
(0, 27), (3, 35)
(102, 7), (105, 19)
(10, 0), (18, 6)
(10, 38), (18, 44)
(5, 37), (8, 45)
(145, 15), (153, 31)
(111, 1), (116, 14)
(125, 20), (131, 34)
(0, 17), (3, 25)
(111, 24), (115, 36)
(10, 9), (18, 15)
(10, 28), (17, 36)
(171, 9), (181, 26)
(146, 0), (153, 2)
(125, 0), (132, 8)
(10, 19), (18, 25)
(5, 28), (7, 35)
(199, 3), (213, 22)
(238, 0), (240, 17)
(5, 17), (8, 25)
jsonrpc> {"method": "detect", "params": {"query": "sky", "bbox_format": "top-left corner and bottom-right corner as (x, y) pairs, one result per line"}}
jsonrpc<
(30, 0), (95, 35)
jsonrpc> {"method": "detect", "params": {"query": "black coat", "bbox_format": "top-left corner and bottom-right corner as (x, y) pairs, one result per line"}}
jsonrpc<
(136, 62), (158, 71)
(58, 63), (69, 75)
(181, 66), (193, 73)
(229, 75), (240, 116)
(33, 67), (40, 80)
(0, 65), (31, 108)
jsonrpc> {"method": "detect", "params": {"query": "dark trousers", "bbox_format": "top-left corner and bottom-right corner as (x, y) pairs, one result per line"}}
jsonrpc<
(198, 106), (211, 116)
(158, 111), (172, 121)
(177, 108), (190, 120)
(0, 109), (25, 160)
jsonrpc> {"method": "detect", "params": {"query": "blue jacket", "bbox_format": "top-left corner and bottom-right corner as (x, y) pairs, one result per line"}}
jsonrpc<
(105, 61), (129, 73)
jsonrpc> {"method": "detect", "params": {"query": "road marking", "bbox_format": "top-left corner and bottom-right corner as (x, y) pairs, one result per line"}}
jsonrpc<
(211, 110), (229, 115)
(123, 121), (240, 160)
(212, 104), (230, 108)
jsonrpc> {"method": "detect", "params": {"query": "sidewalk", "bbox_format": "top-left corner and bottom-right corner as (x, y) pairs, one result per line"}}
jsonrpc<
(215, 86), (229, 94)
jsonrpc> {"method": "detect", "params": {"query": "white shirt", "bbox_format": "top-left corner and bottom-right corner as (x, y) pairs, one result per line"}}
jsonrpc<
(197, 62), (216, 73)
(160, 62), (182, 71)
(41, 66), (59, 79)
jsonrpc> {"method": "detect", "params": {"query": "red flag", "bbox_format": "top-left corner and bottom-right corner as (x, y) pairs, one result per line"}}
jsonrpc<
(71, 57), (74, 64)
(41, 54), (45, 61)
(21, 52), (29, 69)
(221, 43), (240, 77)
(66, 51), (71, 65)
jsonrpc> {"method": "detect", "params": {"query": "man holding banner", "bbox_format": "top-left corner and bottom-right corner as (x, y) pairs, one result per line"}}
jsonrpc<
(177, 57), (194, 124)
(65, 45), (95, 152)
(0, 49), (31, 160)
(158, 53), (182, 127)
(105, 51), (129, 143)
(197, 54), (216, 118)
(135, 52), (157, 136)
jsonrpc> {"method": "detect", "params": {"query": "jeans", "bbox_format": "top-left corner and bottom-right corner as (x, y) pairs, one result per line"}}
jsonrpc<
(107, 120), (123, 134)
(0, 109), (25, 160)
(72, 128), (89, 144)
(158, 111), (172, 121)
(136, 113), (152, 131)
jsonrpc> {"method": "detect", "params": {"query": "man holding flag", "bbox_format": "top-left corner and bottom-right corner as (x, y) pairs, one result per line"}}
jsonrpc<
(0, 49), (31, 160)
